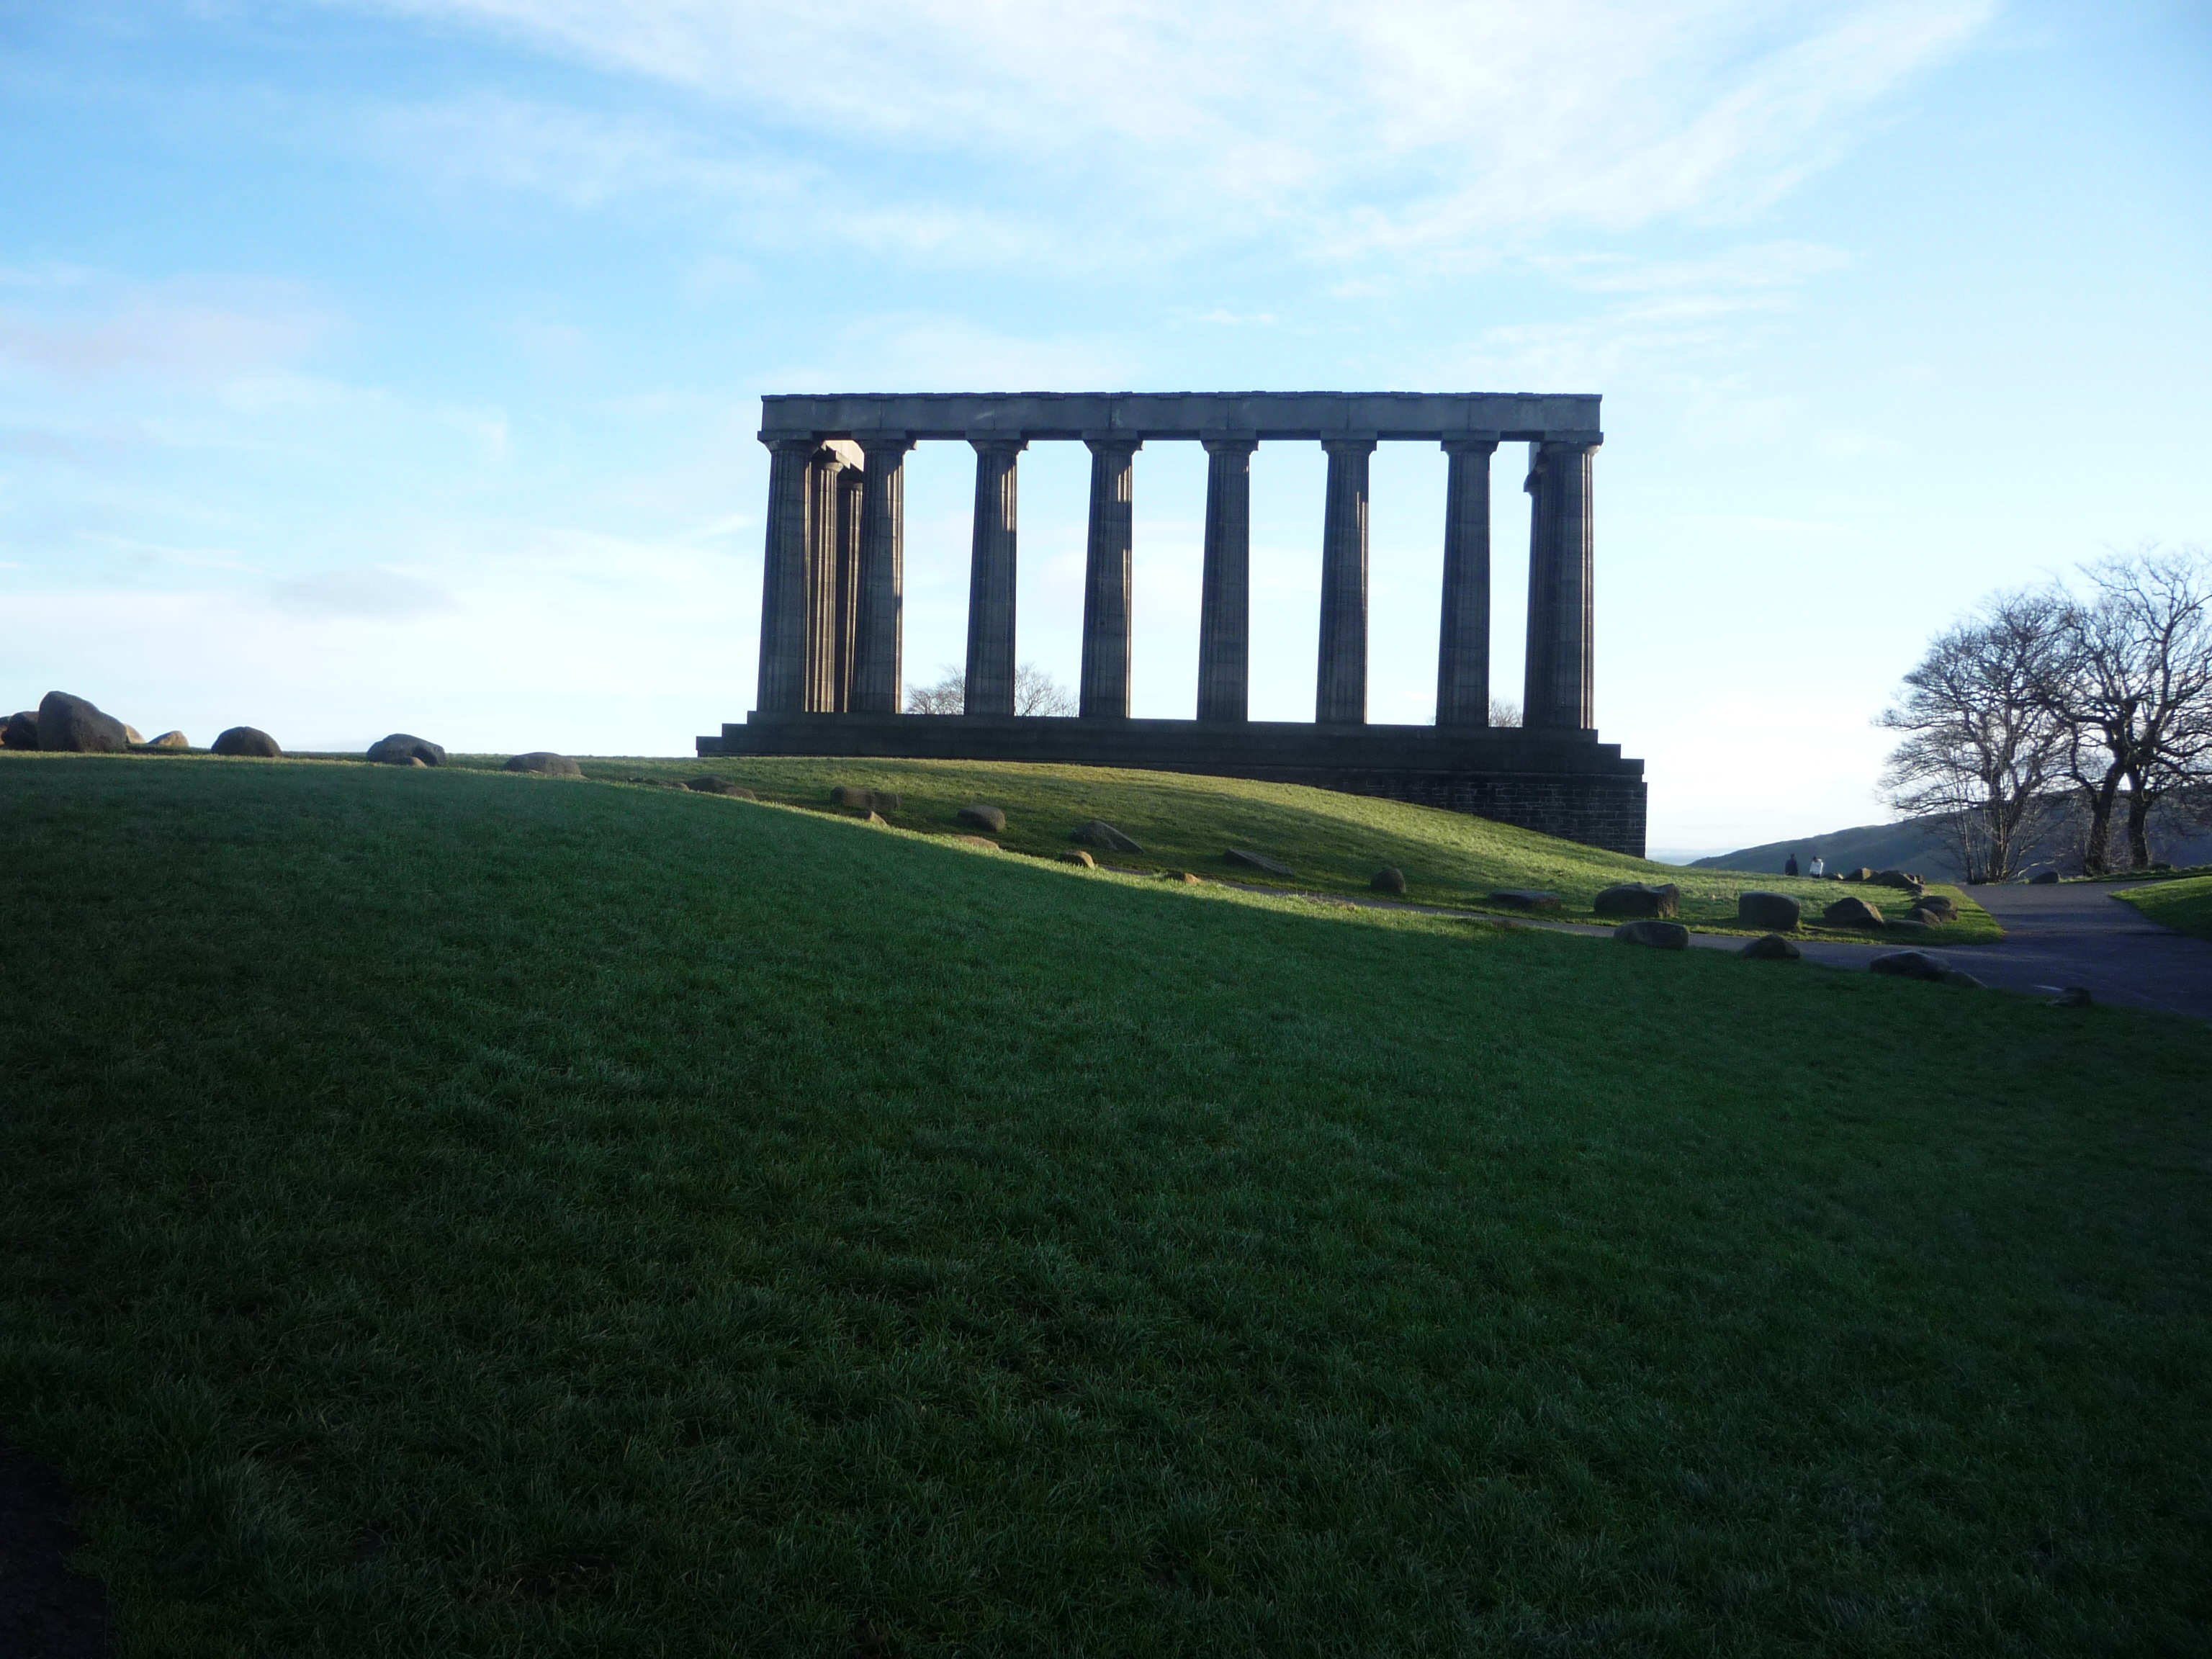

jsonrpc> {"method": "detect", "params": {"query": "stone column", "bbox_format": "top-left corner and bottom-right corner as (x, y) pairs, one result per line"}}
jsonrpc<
(849, 436), (913, 715)
(802, 446), (846, 712)
(964, 438), (1025, 716)
(832, 464), (865, 711)
(754, 437), (817, 714)
(1435, 438), (1497, 727)
(1197, 436), (1256, 722)
(1079, 436), (1141, 719)
(1315, 437), (1375, 725)
(1522, 439), (1598, 730)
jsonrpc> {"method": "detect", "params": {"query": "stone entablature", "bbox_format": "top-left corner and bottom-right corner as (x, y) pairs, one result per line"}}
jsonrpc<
(720, 390), (1643, 855)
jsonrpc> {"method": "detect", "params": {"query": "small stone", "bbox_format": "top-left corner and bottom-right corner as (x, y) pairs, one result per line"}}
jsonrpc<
(1223, 848), (1293, 877)
(1489, 889), (1561, 911)
(958, 804), (1007, 833)
(35, 691), (130, 754)
(1371, 866), (1407, 894)
(503, 751), (580, 776)
(1071, 819), (1144, 854)
(148, 730), (190, 750)
(367, 733), (446, 766)
(2, 710), (38, 749)
(1614, 920), (1689, 950)
(1869, 950), (1948, 982)
(1739, 932), (1802, 961)
(863, 811), (890, 827)
(1594, 882), (1680, 919)
(2029, 871), (2060, 885)
(684, 777), (755, 797)
(1823, 896), (1887, 929)
(212, 726), (282, 758)
(1161, 870), (1202, 884)
(1737, 891), (1802, 931)
(947, 831), (994, 847)
(1058, 850), (1096, 868)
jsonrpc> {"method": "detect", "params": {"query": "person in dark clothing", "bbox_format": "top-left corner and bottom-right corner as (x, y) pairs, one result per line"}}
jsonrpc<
(1784, 852), (1800, 876)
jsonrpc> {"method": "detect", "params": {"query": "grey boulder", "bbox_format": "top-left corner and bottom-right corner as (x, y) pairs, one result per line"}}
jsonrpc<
(504, 752), (580, 776)
(958, 804), (1007, 833)
(1615, 920), (1689, 950)
(147, 730), (191, 750)
(1223, 848), (1293, 877)
(2029, 871), (2061, 885)
(833, 785), (903, 811)
(685, 777), (755, 798)
(1736, 891), (1802, 930)
(1489, 889), (1561, 912)
(212, 726), (282, 758)
(1371, 866), (1407, 894)
(1058, 850), (1096, 868)
(2, 710), (37, 750)
(367, 734), (446, 766)
(1823, 896), (1887, 929)
(1869, 950), (1948, 982)
(36, 691), (130, 753)
(1071, 819), (1144, 854)
(1594, 882), (1679, 919)
(1739, 932), (1802, 961)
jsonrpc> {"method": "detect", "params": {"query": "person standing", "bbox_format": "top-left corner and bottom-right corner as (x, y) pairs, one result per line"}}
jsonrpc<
(1784, 852), (1799, 877)
(1809, 854), (1825, 878)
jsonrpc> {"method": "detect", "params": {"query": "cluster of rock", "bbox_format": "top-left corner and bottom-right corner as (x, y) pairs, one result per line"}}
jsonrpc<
(1731, 886), (1959, 935)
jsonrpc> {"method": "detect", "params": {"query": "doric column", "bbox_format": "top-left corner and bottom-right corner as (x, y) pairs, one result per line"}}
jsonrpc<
(1435, 437), (1497, 727)
(1315, 437), (1375, 725)
(754, 436), (817, 714)
(849, 436), (913, 715)
(802, 446), (846, 712)
(1522, 439), (1598, 729)
(964, 438), (1025, 716)
(1197, 436), (1256, 722)
(832, 464), (865, 711)
(1079, 436), (1141, 719)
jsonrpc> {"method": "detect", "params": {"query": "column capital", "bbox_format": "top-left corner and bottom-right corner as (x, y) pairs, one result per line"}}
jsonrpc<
(1537, 431), (1604, 451)
(1442, 434), (1500, 455)
(1200, 432), (1259, 455)
(1321, 434), (1377, 455)
(968, 436), (1029, 455)
(856, 433), (915, 457)
(760, 433), (821, 454)
(1081, 433), (1143, 454)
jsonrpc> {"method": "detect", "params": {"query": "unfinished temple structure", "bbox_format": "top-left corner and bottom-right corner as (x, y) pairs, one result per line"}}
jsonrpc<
(700, 392), (1646, 854)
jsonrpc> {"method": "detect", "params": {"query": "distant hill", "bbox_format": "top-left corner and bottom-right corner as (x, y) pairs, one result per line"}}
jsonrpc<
(1694, 812), (2212, 879)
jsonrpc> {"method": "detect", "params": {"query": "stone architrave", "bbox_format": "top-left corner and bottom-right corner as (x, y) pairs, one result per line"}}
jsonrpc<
(1316, 437), (1375, 725)
(1523, 439), (1598, 730)
(964, 439), (1026, 716)
(754, 437), (817, 714)
(1197, 436), (1256, 723)
(849, 437), (914, 714)
(1079, 437), (1141, 719)
(1436, 437), (1497, 727)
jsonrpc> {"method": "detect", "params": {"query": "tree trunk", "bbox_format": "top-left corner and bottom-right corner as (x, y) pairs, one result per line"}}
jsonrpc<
(2123, 773), (2156, 868)
(2078, 765), (2126, 875)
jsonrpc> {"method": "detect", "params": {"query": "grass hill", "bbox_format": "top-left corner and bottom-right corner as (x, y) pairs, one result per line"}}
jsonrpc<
(1696, 813), (2212, 881)
(4, 753), (2207, 1655)
(444, 752), (1996, 942)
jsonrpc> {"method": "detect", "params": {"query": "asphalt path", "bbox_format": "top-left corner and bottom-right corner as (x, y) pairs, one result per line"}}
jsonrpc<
(1222, 876), (2212, 1022)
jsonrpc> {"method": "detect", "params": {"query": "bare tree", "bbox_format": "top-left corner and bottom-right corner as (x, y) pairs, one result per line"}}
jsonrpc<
(904, 662), (1076, 718)
(1488, 697), (1521, 727)
(1878, 590), (2070, 883)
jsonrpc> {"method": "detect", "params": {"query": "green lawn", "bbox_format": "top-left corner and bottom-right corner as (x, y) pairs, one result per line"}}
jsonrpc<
(2115, 872), (2212, 940)
(3, 754), (2204, 1657)
(436, 751), (1997, 943)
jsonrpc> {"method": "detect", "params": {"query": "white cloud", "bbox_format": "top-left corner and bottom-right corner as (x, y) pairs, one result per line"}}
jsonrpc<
(0, 282), (336, 386)
(271, 566), (459, 619)
(344, 0), (1996, 264)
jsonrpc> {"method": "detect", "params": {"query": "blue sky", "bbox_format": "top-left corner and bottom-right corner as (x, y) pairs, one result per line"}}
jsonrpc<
(3, 1), (2208, 853)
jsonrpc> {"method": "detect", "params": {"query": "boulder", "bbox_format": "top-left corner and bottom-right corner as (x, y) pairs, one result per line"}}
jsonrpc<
(1223, 848), (1293, 877)
(1884, 919), (1938, 940)
(870, 791), (902, 811)
(832, 785), (902, 811)
(1488, 889), (1561, 912)
(1071, 819), (1144, 854)
(1822, 896), (1887, 929)
(1909, 895), (1959, 922)
(1058, 850), (1096, 868)
(685, 777), (755, 798)
(1614, 920), (1689, 950)
(503, 751), (580, 776)
(957, 804), (1007, 833)
(1869, 950), (1948, 982)
(1739, 932), (1802, 961)
(212, 727), (282, 758)
(35, 691), (130, 753)
(1371, 866), (1407, 895)
(1163, 871), (1202, 884)
(367, 734), (445, 766)
(1841, 867), (1874, 883)
(1594, 882), (1680, 919)
(2, 710), (37, 749)
(147, 730), (190, 750)
(2029, 871), (2060, 885)
(947, 831), (992, 847)
(1736, 891), (1802, 931)
(1871, 870), (1924, 889)
(122, 725), (144, 743)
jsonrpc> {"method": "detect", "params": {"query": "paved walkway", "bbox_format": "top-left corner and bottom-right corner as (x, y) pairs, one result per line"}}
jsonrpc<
(1228, 877), (2212, 1022)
